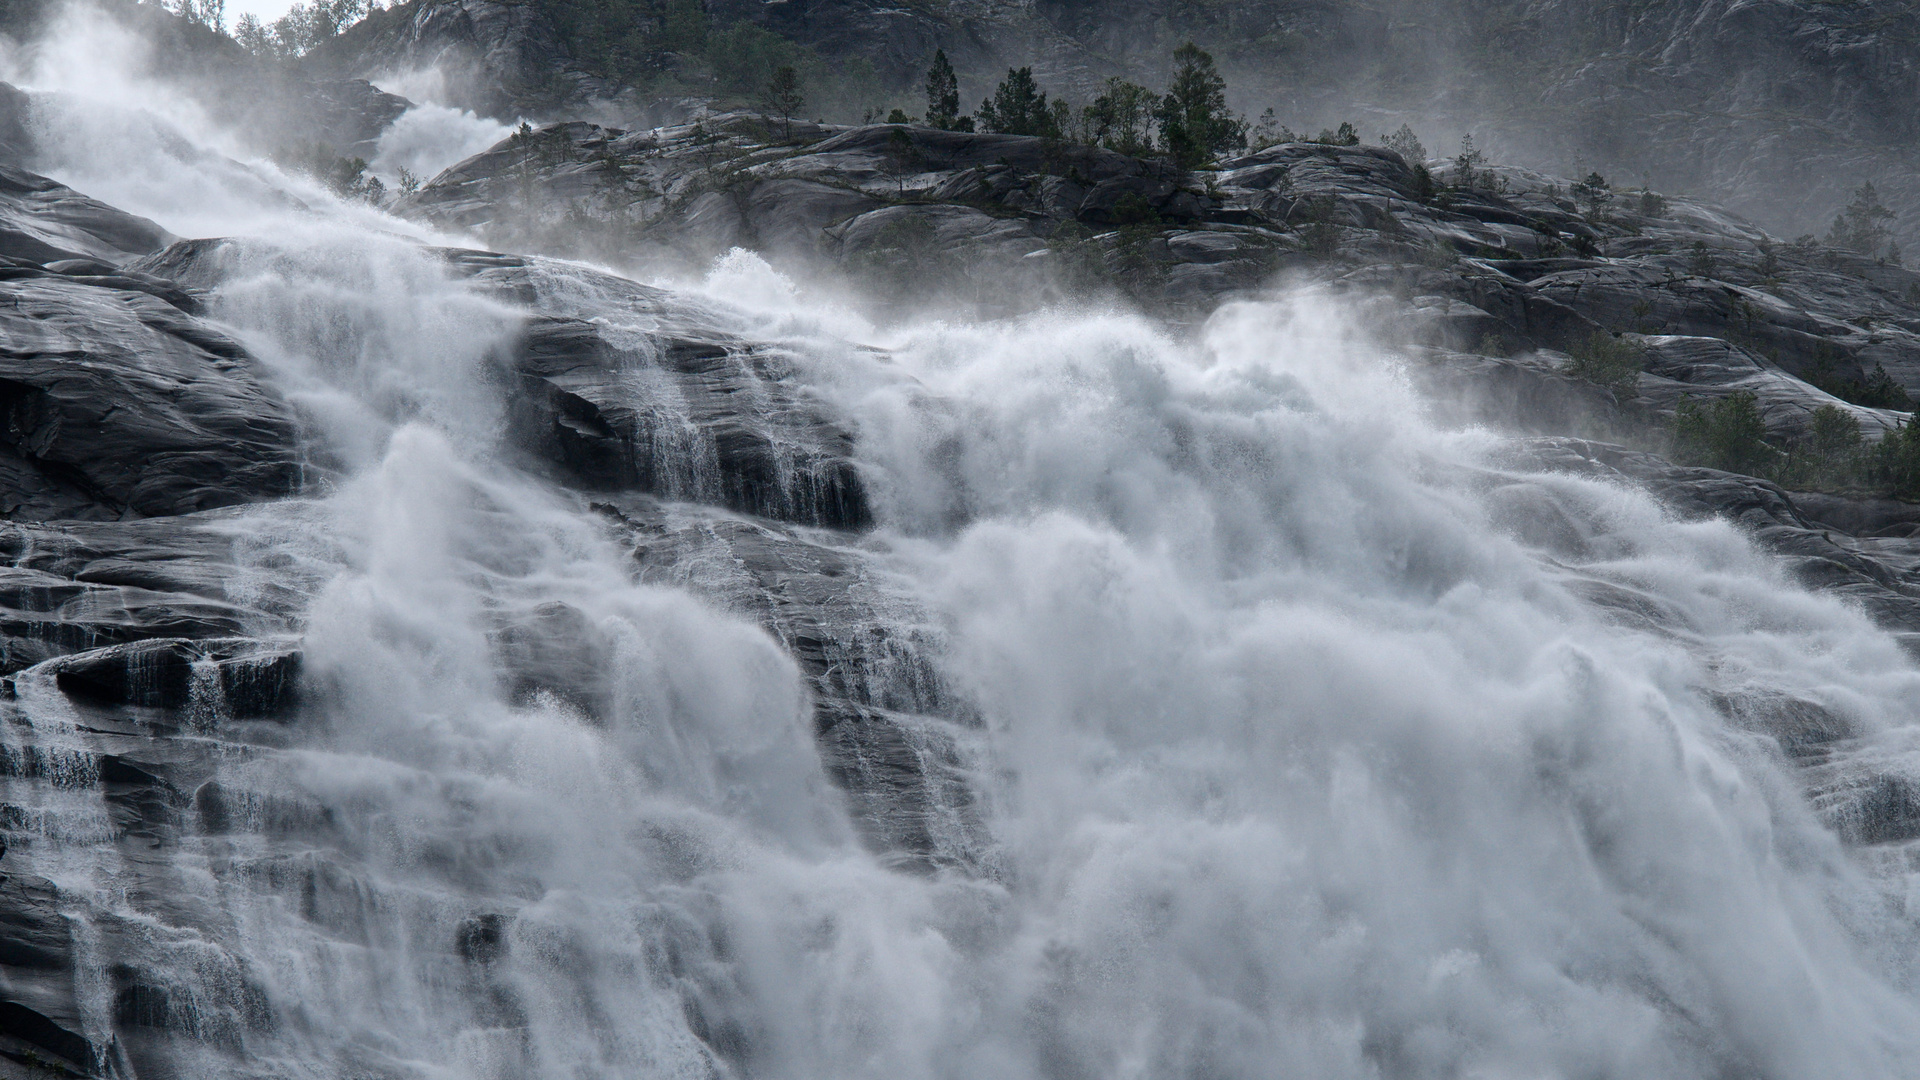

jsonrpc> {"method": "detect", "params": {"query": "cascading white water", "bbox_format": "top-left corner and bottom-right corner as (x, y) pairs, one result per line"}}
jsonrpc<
(3, 12), (1920, 1078)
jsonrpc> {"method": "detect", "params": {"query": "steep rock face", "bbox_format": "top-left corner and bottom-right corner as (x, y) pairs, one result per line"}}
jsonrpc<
(596, 494), (986, 871)
(0, 507), (303, 1075)
(454, 250), (875, 528)
(308, 0), (1920, 257)
(1510, 0), (1920, 246)
(304, 0), (623, 120)
(403, 115), (1920, 418)
(0, 165), (172, 266)
(0, 265), (307, 519)
(257, 78), (414, 158)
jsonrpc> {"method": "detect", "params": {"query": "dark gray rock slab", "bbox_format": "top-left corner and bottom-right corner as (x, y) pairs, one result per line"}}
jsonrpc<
(0, 273), (305, 518)
(0, 166), (171, 267)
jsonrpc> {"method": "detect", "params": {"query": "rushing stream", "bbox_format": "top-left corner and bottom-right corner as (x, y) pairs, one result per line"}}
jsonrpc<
(1, 15), (1919, 1080)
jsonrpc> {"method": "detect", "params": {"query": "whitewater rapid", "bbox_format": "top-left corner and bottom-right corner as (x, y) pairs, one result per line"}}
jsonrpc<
(4, 13), (1920, 1079)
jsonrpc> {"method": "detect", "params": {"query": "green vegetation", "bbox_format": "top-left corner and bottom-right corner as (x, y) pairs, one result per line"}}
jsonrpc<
(1686, 240), (1716, 278)
(930, 42), (1246, 170)
(1638, 189), (1668, 218)
(1156, 43), (1246, 168)
(1661, 390), (1920, 498)
(1083, 78), (1157, 157)
(1382, 124), (1425, 163)
(1827, 181), (1898, 262)
(1868, 413), (1920, 497)
(1673, 392), (1776, 475)
(1454, 134), (1484, 175)
(1799, 403), (1864, 489)
(977, 67), (1059, 137)
(1249, 109), (1294, 150)
(275, 143), (384, 201)
(760, 65), (804, 138)
(1453, 134), (1499, 190)
(1574, 172), (1611, 218)
(168, 0), (227, 31)
(1564, 331), (1645, 392)
(1311, 122), (1359, 146)
(923, 50), (972, 132)
(1803, 354), (1912, 410)
(234, 0), (371, 57)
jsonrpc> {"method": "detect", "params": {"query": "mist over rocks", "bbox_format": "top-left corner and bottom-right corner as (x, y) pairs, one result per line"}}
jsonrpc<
(4, 5), (1920, 1078)
(391, 110), (1920, 433)
(285, 0), (1920, 258)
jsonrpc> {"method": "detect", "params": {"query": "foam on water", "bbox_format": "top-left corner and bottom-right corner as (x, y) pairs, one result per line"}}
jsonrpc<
(0, 11), (1917, 1077)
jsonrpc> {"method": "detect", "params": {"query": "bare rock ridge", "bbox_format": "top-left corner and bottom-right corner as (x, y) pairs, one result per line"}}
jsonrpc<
(307, 0), (1920, 255)
(1, 78), (1920, 1074)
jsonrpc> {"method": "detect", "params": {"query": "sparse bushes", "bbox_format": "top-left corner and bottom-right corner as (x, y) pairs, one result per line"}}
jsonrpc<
(1382, 124), (1425, 163)
(234, 0), (374, 57)
(760, 65), (804, 139)
(1311, 122), (1359, 147)
(1803, 355), (1912, 410)
(1454, 134), (1485, 182)
(1868, 412), (1920, 497)
(1564, 331), (1645, 392)
(1451, 134), (1500, 191)
(1297, 195), (1341, 256)
(932, 42), (1250, 170)
(1797, 403), (1864, 489)
(1249, 109), (1293, 150)
(169, 0), (226, 30)
(1638, 189), (1669, 218)
(1686, 240), (1717, 278)
(1665, 394), (1920, 497)
(1673, 392), (1776, 475)
(276, 144), (384, 201)
(1574, 172), (1612, 218)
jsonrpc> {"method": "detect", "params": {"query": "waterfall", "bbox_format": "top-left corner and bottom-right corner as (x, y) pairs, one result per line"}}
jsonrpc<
(0, 19), (1915, 1080)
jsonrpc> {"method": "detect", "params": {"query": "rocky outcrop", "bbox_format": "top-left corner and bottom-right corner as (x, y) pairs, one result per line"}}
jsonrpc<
(595, 494), (986, 872)
(0, 265), (306, 519)
(0, 165), (172, 266)
(304, 0), (1920, 260)
(400, 115), (1920, 423)
(303, 0), (625, 121)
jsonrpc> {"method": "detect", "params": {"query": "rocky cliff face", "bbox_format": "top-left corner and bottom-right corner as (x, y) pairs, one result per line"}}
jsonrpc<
(305, 0), (1920, 257)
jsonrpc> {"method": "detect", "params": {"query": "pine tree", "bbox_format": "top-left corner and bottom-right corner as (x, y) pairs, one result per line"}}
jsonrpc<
(923, 49), (973, 131)
(1828, 181), (1897, 259)
(1084, 77), (1157, 157)
(762, 66), (805, 140)
(1382, 124), (1425, 163)
(1455, 134), (1485, 178)
(977, 67), (1057, 138)
(1155, 43), (1245, 169)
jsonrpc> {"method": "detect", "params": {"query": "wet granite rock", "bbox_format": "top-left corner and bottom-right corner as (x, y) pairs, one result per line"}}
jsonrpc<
(0, 166), (172, 267)
(0, 272), (305, 518)
(443, 250), (875, 530)
(593, 494), (986, 873)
